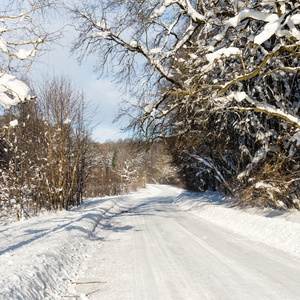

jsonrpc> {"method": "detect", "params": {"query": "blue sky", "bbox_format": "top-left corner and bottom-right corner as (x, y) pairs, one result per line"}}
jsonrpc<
(28, 25), (128, 143)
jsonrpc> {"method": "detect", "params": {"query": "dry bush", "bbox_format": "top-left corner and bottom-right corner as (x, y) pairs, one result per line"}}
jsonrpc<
(233, 152), (300, 210)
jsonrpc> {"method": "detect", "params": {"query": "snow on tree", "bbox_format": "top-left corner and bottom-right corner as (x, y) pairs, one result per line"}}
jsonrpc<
(0, 74), (30, 110)
(83, 140), (178, 198)
(71, 1), (300, 135)
(0, 76), (92, 220)
(0, 1), (57, 110)
(72, 1), (300, 209)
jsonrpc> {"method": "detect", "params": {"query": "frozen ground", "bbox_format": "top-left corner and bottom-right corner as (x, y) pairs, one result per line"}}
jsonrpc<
(0, 185), (300, 299)
(0, 196), (118, 299)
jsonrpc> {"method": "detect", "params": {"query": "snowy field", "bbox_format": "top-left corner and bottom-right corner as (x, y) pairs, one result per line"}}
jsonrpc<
(0, 184), (300, 299)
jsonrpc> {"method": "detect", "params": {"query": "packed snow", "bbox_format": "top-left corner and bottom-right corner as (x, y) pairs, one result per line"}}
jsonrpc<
(1, 185), (300, 299)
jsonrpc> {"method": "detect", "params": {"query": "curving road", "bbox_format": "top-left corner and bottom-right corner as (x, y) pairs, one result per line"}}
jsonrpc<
(76, 185), (300, 300)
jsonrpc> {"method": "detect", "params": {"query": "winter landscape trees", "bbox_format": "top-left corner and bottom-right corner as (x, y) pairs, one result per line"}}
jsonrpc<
(0, 1), (60, 219)
(72, 0), (300, 209)
(83, 139), (178, 198)
(0, 77), (91, 219)
(0, 84), (177, 220)
(0, 0), (177, 220)
(1, 0), (300, 222)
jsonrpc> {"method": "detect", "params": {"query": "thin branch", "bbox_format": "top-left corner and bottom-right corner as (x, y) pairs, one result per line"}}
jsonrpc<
(70, 281), (107, 284)
(218, 44), (299, 94)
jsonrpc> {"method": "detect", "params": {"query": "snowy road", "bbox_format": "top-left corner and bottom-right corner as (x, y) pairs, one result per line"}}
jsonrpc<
(76, 185), (300, 300)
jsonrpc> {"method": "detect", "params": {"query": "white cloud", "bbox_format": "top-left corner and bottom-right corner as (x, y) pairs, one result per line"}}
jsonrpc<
(92, 126), (127, 143)
(85, 78), (124, 124)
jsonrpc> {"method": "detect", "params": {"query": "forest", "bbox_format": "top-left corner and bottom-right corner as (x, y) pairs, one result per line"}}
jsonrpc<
(0, 0), (300, 222)
(0, 76), (178, 220)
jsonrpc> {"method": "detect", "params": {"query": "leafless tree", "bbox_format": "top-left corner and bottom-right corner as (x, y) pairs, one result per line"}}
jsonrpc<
(38, 76), (91, 211)
(0, 0), (61, 110)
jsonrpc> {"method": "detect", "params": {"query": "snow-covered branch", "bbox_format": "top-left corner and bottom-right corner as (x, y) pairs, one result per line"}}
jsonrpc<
(188, 153), (233, 194)
(215, 6), (300, 45)
(78, 10), (180, 86)
(0, 2), (58, 110)
(0, 73), (30, 109)
(152, 0), (206, 23)
(219, 92), (300, 129)
(72, 1), (300, 206)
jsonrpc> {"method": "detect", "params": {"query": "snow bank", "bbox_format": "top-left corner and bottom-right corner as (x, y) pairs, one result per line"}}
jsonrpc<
(0, 197), (117, 299)
(174, 191), (300, 258)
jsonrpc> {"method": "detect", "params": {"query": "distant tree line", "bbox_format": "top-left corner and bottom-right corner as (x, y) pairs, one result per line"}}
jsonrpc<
(83, 140), (179, 198)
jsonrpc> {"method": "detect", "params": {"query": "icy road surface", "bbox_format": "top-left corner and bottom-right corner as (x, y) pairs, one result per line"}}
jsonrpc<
(76, 185), (300, 300)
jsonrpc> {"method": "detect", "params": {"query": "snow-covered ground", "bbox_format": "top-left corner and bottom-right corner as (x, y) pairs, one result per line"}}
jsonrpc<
(174, 190), (300, 258)
(0, 196), (118, 299)
(0, 185), (300, 299)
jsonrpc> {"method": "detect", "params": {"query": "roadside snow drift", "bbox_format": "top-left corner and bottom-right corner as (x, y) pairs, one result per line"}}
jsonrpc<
(0, 197), (117, 299)
(174, 190), (300, 258)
